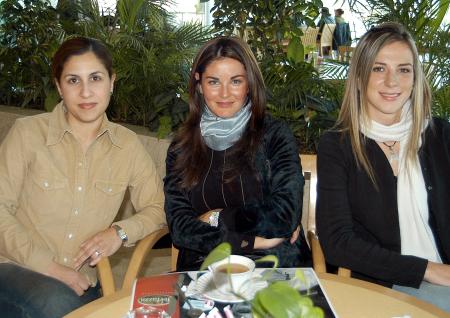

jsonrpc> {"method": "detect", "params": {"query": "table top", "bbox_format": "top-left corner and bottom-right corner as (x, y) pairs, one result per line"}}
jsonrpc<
(65, 272), (450, 318)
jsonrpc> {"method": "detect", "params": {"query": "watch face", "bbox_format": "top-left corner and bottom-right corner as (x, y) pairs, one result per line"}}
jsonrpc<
(114, 225), (128, 242)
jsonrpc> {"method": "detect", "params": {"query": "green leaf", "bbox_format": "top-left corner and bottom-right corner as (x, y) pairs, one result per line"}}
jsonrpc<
(295, 268), (307, 285)
(44, 89), (60, 112)
(255, 281), (305, 318)
(287, 37), (304, 63)
(199, 242), (231, 271)
(255, 255), (279, 268)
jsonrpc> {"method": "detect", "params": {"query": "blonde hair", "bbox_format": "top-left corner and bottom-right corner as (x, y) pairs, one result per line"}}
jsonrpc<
(336, 22), (432, 184)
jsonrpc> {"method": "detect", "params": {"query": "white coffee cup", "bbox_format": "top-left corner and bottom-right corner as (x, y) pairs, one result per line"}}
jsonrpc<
(210, 255), (255, 295)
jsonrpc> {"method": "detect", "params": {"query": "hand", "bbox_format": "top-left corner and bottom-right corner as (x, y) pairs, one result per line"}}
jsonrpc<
(73, 227), (122, 270)
(424, 262), (450, 286)
(46, 261), (90, 296)
(254, 236), (286, 249)
(290, 225), (301, 244)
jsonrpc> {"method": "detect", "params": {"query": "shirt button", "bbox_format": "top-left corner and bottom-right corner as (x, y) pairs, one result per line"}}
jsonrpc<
(68, 233), (73, 239)
(428, 186), (433, 190)
(63, 257), (68, 263)
(108, 188), (112, 192)
(43, 181), (49, 188)
(78, 162), (83, 167)
(77, 186), (83, 191)
(74, 209), (79, 215)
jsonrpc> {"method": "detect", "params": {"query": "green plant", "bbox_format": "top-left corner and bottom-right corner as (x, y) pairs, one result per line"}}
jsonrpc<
(201, 243), (325, 318)
(0, 0), (64, 108)
(345, 0), (450, 121)
(210, 0), (341, 153)
(211, 0), (322, 62)
(70, 0), (214, 135)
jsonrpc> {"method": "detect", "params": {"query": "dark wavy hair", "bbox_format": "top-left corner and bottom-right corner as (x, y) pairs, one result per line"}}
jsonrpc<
(173, 36), (267, 189)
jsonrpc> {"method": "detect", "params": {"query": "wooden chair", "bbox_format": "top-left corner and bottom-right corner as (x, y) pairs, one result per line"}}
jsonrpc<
(96, 226), (169, 296)
(319, 24), (336, 56)
(300, 27), (320, 59)
(300, 154), (351, 277)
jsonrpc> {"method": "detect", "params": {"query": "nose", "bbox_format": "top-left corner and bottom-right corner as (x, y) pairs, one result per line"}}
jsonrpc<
(80, 81), (92, 98)
(219, 83), (230, 98)
(385, 70), (399, 87)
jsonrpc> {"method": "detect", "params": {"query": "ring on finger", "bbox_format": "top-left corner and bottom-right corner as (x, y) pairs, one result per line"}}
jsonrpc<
(94, 250), (101, 257)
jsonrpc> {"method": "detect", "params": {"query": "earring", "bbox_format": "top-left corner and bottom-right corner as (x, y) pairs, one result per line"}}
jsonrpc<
(110, 91), (113, 95)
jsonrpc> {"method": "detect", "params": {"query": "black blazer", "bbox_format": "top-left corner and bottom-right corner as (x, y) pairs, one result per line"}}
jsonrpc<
(316, 118), (450, 288)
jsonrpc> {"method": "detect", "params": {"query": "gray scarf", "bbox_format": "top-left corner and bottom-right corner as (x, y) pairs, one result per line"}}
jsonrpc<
(200, 101), (252, 151)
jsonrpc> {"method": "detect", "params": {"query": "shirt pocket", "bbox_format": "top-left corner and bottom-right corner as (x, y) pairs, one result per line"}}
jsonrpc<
(28, 174), (69, 218)
(94, 180), (128, 222)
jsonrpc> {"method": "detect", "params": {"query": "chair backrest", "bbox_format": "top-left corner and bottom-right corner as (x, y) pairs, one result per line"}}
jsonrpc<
(299, 154), (317, 235)
(299, 154), (351, 277)
(300, 27), (319, 52)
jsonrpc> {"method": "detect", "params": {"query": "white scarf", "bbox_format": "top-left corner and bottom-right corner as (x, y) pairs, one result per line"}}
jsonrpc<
(361, 101), (441, 262)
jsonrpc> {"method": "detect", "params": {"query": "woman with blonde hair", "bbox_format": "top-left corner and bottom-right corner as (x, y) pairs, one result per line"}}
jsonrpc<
(316, 22), (450, 311)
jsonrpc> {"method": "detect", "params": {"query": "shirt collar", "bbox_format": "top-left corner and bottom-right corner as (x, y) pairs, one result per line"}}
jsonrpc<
(46, 102), (123, 148)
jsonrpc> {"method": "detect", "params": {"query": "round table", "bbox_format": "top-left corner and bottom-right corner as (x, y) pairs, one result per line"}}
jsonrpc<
(64, 272), (450, 318)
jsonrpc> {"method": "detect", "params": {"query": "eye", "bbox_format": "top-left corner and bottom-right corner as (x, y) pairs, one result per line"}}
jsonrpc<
(231, 79), (242, 85)
(372, 66), (384, 72)
(91, 75), (103, 81)
(67, 77), (79, 84)
(208, 80), (219, 85)
(399, 67), (412, 73)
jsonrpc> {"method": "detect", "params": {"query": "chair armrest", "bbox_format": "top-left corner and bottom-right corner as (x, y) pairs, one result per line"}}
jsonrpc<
(122, 226), (170, 290)
(338, 267), (351, 277)
(307, 230), (327, 273)
(97, 257), (115, 296)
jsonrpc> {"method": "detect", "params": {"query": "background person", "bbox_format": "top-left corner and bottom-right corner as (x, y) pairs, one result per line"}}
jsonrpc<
(334, 9), (346, 24)
(316, 22), (450, 312)
(317, 7), (335, 33)
(0, 37), (166, 318)
(164, 36), (311, 271)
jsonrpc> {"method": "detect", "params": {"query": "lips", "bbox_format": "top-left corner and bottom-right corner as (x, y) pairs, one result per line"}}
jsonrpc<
(379, 92), (401, 101)
(216, 102), (233, 108)
(78, 103), (96, 109)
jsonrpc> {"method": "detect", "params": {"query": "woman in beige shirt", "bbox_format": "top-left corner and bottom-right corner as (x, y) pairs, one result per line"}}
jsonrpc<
(0, 37), (166, 318)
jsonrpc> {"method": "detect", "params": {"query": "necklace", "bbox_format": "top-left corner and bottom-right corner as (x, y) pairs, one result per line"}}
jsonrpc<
(382, 141), (399, 163)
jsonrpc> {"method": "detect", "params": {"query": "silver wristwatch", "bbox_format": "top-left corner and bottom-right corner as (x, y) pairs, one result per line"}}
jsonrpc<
(209, 210), (220, 227)
(112, 225), (128, 243)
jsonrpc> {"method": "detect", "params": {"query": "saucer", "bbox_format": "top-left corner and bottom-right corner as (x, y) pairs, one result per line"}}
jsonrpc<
(186, 272), (268, 303)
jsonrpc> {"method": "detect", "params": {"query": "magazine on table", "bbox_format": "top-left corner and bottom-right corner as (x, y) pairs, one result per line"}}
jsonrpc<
(129, 268), (337, 318)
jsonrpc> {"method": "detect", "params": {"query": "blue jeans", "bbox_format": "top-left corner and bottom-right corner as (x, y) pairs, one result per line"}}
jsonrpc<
(0, 263), (101, 318)
(393, 282), (450, 313)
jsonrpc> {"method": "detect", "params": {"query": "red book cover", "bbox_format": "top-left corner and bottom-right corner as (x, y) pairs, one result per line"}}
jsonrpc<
(130, 273), (180, 318)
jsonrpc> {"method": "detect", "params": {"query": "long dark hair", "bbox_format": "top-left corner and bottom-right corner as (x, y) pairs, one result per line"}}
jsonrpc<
(173, 36), (266, 189)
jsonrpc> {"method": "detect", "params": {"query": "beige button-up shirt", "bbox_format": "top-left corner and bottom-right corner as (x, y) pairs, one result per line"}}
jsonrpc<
(0, 103), (166, 284)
